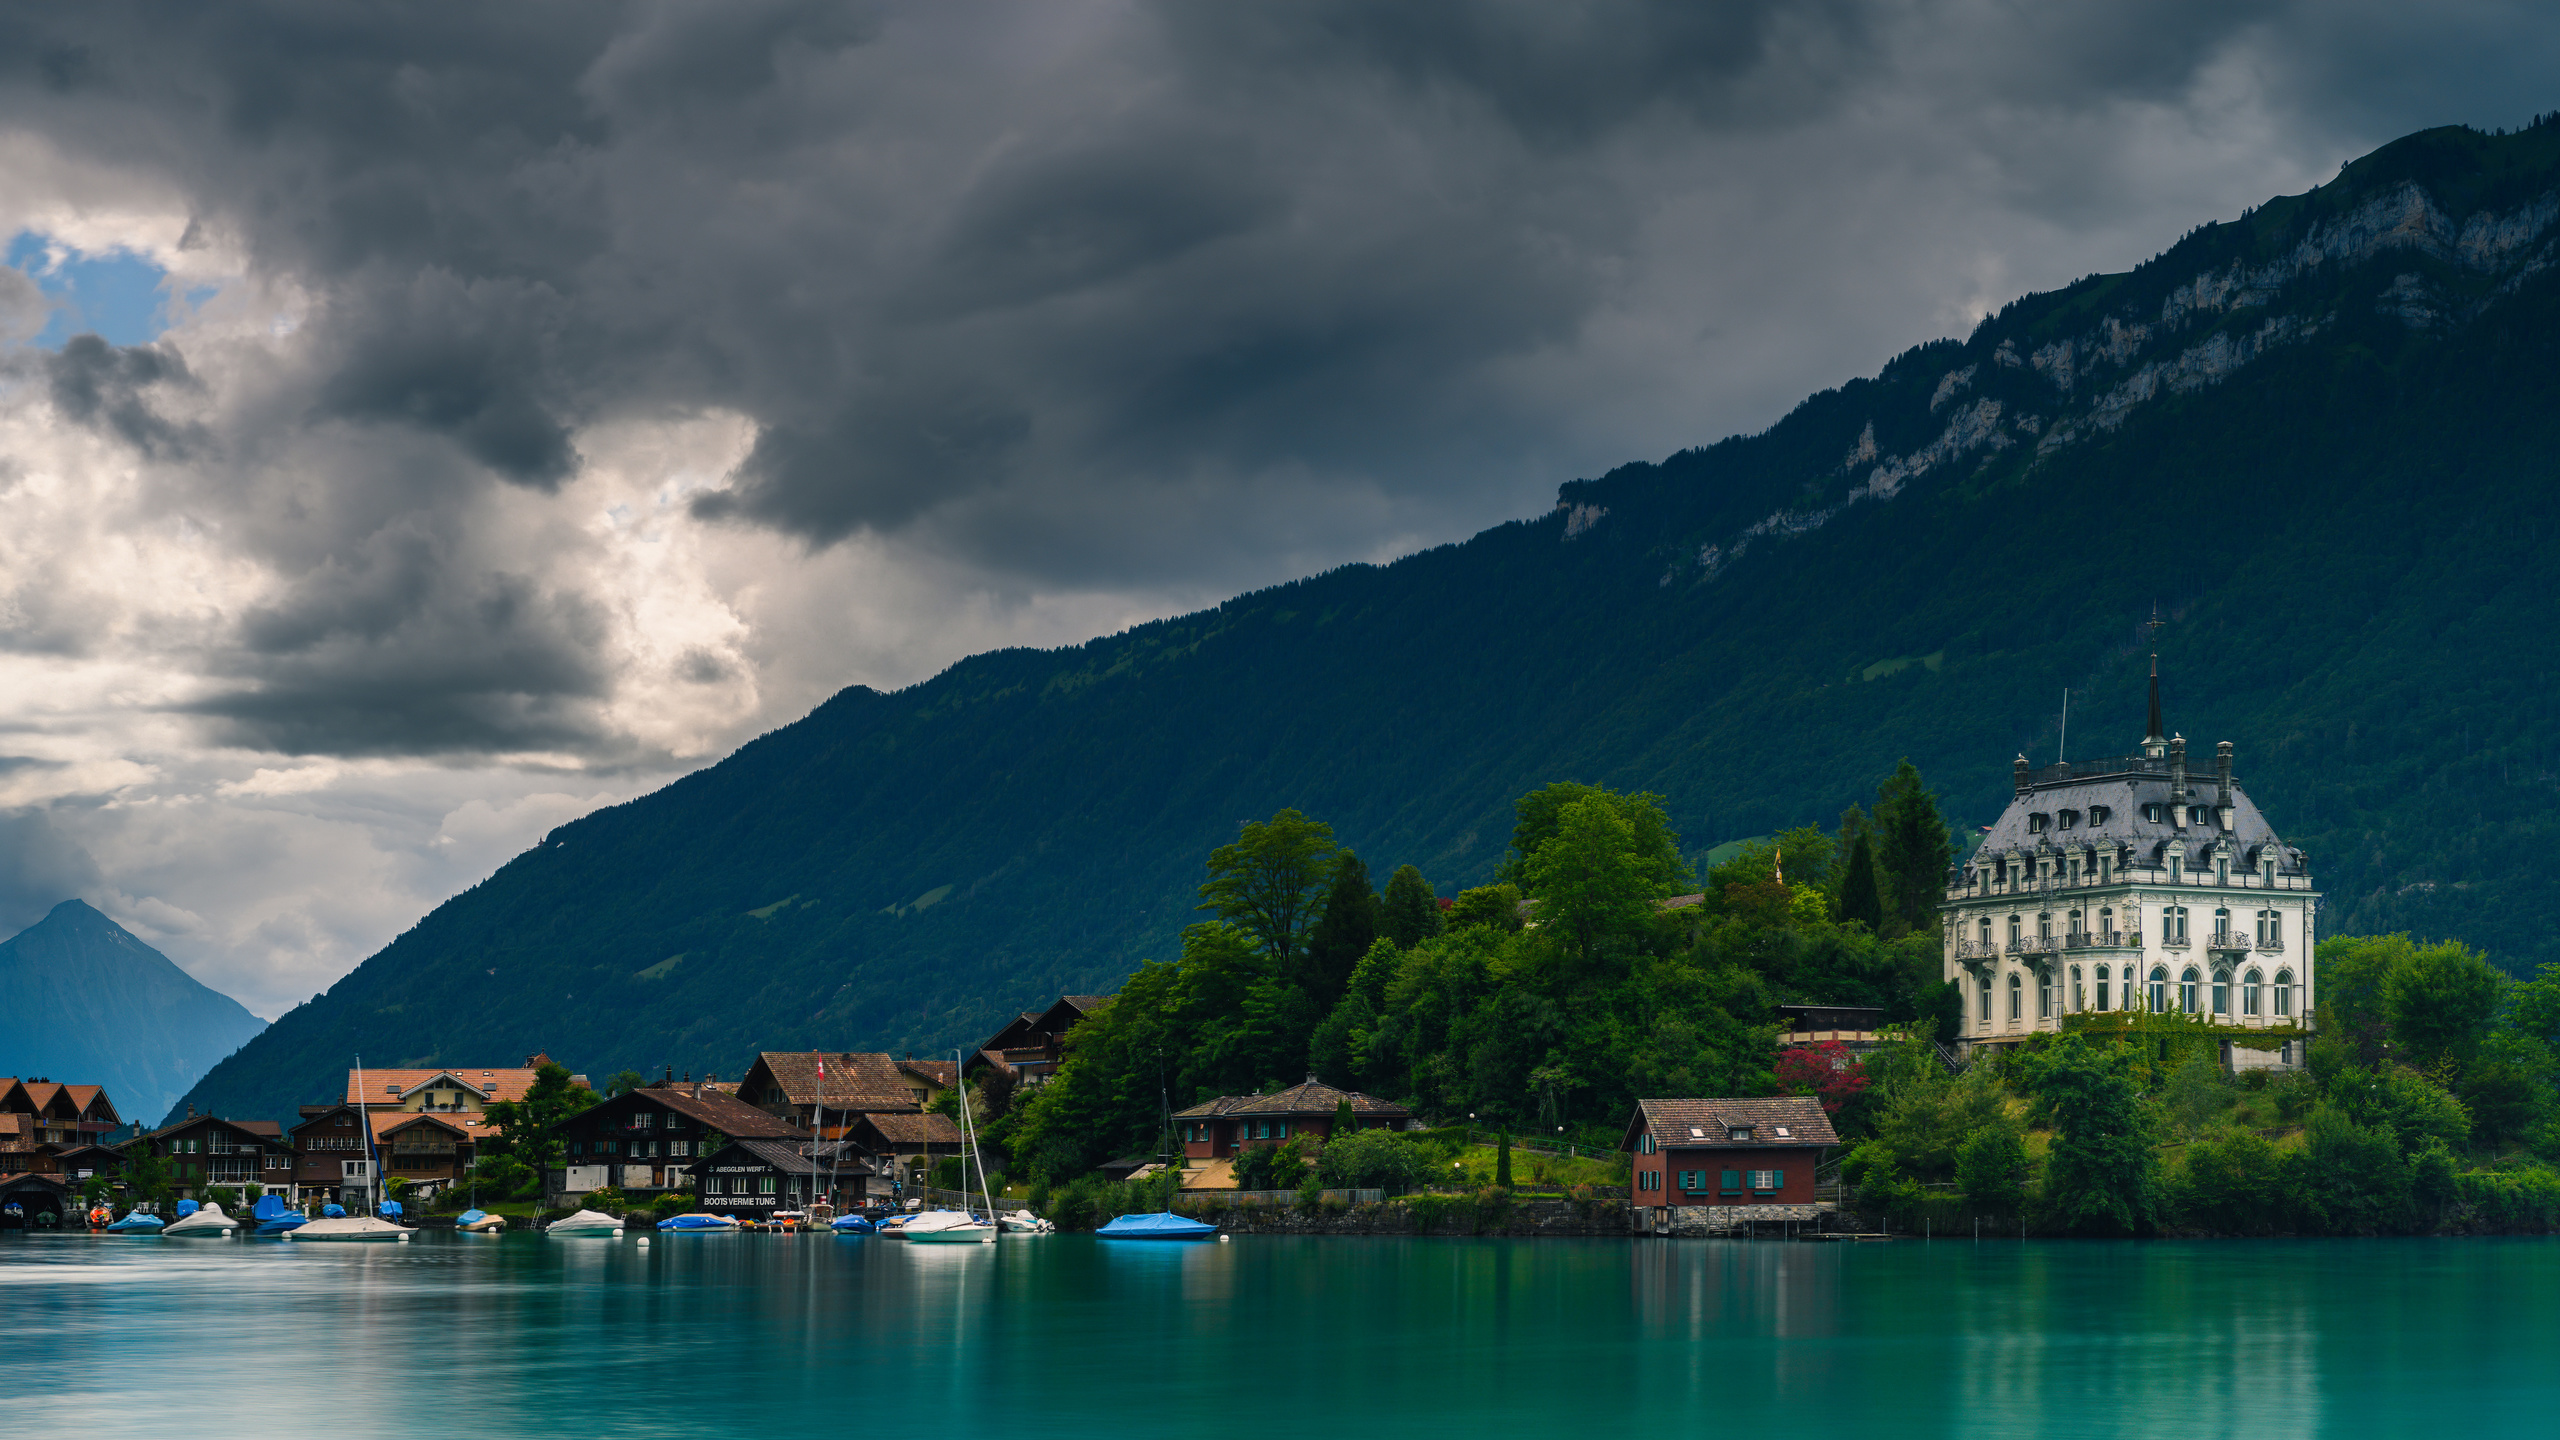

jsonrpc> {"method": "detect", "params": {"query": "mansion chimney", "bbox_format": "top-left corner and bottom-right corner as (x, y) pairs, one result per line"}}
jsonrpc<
(2169, 735), (2188, 800)
(2014, 753), (2031, 796)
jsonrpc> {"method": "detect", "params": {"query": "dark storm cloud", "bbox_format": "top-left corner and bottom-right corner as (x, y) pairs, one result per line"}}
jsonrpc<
(0, 808), (105, 938)
(38, 335), (200, 457)
(1, 0), (2554, 758)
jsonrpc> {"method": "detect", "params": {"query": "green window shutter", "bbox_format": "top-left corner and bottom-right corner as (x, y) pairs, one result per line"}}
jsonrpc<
(1721, 1169), (1741, 1192)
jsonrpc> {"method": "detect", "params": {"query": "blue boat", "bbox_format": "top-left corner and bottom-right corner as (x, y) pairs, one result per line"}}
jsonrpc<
(455, 1208), (506, 1233)
(656, 1213), (740, 1233)
(830, 1213), (875, 1234)
(174, 1199), (200, 1218)
(321, 1204), (348, 1219)
(105, 1210), (165, 1234)
(252, 1194), (306, 1237)
(1095, 1212), (1218, 1240)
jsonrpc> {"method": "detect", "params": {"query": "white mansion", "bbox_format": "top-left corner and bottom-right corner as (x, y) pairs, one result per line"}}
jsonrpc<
(1941, 667), (2317, 1056)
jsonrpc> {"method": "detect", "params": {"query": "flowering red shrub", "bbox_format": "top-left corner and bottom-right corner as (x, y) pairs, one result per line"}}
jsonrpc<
(1775, 1039), (1869, 1113)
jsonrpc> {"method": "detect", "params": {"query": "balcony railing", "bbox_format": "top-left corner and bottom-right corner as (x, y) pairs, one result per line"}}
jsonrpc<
(2208, 930), (2253, 951)
(1954, 940), (2001, 961)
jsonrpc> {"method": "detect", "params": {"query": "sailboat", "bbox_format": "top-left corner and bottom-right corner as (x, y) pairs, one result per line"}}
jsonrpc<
(906, 1049), (996, 1245)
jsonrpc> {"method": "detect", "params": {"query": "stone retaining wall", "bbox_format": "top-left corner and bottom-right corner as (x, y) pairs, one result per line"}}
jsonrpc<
(1640, 1203), (1832, 1237)
(1200, 1195), (1634, 1237)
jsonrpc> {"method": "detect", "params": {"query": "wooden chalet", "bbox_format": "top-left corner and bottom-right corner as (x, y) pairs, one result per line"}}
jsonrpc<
(966, 995), (1112, 1087)
(327, 1056), (580, 1201)
(696, 1137), (880, 1217)
(128, 1111), (299, 1201)
(1619, 1097), (1838, 1212)
(548, 1076), (801, 1206)
(290, 1104), (377, 1206)
(836, 1111), (964, 1189)
(0, 1078), (122, 1150)
(1174, 1076), (1413, 1162)
(737, 1052), (920, 1131)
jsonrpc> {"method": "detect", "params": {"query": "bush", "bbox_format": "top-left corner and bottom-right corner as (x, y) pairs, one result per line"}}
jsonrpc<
(1317, 1129), (1427, 1191)
(651, 1192), (689, 1219)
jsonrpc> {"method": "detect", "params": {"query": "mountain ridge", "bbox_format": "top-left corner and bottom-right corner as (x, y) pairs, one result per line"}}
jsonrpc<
(177, 120), (2560, 1128)
(0, 899), (267, 1124)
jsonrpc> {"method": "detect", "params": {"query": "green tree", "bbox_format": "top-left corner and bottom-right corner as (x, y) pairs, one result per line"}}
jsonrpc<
(1380, 864), (1444, 949)
(1872, 760), (1954, 933)
(1955, 1122), (2028, 1214)
(605, 1070), (646, 1099)
(1838, 832), (1886, 931)
(2316, 934), (2412, 1064)
(2383, 940), (2506, 1072)
(1504, 782), (1686, 894)
(1333, 1096), (1356, 1136)
(2018, 1036), (2157, 1235)
(1302, 852), (1381, 1007)
(120, 1146), (175, 1212)
(1198, 809), (1340, 973)
(1447, 884), (1523, 932)
(1523, 794), (1686, 977)
(2175, 1130), (2283, 1234)
(1495, 1131), (1513, 1188)
(2508, 961), (2560, 1050)
(480, 1062), (598, 1178)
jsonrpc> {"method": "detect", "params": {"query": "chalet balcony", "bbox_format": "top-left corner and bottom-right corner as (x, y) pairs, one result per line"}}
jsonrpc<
(1953, 939), (2000, 961)
(2062, 930), (2136, 950)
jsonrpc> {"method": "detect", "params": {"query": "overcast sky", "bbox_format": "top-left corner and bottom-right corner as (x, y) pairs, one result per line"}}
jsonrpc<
(0, 1), (2552, 1018)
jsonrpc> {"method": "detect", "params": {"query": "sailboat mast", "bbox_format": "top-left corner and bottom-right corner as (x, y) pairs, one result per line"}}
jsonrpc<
(355, 1054), (371, 1216)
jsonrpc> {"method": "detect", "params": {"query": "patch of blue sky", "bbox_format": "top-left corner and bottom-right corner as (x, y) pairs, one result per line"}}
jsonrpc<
(5, 231), (214, 348)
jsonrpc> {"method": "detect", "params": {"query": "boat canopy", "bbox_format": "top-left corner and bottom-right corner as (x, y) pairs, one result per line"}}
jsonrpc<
(455, 1208), (488, 1226)
(1095, 1212), (1218, 1238)
(253, 1194), (293, 1221)
(176, 1199), (200, 1217)
(322, 1203), (348, 1218)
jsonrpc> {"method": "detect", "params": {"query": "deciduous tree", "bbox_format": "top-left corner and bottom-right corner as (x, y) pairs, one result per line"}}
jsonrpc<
(1199, 809), (1339, 972)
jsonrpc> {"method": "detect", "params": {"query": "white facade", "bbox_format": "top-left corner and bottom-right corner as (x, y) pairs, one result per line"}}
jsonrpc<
(1941, 699), (2318, 1054)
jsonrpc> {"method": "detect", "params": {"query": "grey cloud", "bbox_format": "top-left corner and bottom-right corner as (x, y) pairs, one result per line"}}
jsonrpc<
(39, 335), (200, 457)
(0, 808), (105, 938)
(2, 0), (2555, 760)
(194, 523), (615, 756)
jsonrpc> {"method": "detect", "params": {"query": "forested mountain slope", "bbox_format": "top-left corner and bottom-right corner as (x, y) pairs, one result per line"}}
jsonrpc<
(1, 901), (267, 1123)
(180, 121), (2560, 1126)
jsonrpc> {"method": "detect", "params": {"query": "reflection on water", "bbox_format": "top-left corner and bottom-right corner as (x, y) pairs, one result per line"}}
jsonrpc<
(4, 1232), (2553, 1438)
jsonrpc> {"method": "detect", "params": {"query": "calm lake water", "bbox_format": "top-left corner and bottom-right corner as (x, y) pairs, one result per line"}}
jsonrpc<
(4, 1231), (2553, 1437)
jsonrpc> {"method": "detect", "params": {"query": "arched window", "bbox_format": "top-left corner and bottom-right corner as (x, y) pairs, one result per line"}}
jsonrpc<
(2179, 966), (2200, 1013)
(2211, 969), (2231, 1014)
(2148, 967), (2168, 1013)
(2071, 964), (2085, 1011)
(2274, 969), (2294, 1017)
(2008, 972), (2022, 1021)
(1979, 974), (1993, 1022)
(2243, 968), (2263, 1016)
(2039, 971), (2053, 1019)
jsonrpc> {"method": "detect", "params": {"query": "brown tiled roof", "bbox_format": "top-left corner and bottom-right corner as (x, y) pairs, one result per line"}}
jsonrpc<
(237, 1121), (283, 1137)
(373, 1112), (479, 1141)
(630, 1083), (804, 1139)
(1621, 1097), (1837, 1151)
(745, 1052), (917, 1111)
(846, 1112), (964, 1148)
(1171, 1078), (1412, 1121)
(342, 1067), (549, 1106)
(899, 1058), (958, 1088)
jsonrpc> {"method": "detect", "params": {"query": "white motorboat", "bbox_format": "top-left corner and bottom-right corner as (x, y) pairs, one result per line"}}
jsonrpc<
(887, 1208), (980, 1239)
(543, 1208), (627, 1237)
(164, 1202), (240, 1236)
(997, 1209), (1053, 1233)
(454, 1208), (507, 1233)
(285, 1215), (412, 1243)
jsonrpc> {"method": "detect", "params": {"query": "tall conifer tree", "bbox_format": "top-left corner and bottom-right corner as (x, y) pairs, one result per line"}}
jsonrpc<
(1380, 864), (1443, 948)
(1839, 832), (1886, 932)
(1302, 852), (1380, 1008)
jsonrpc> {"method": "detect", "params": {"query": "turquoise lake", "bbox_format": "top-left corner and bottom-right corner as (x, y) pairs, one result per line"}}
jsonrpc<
(5, 1232), (2554, 1437)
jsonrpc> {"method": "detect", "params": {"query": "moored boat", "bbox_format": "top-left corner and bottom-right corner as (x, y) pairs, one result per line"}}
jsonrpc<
(285, 1215), (412, 1243)
(455, 1208), (506, 1233)
(104, 1209), (165, 1235)
(829, 1213), (875, 1234)
(251, 1194), (306, 1237)
(543, 1208), (626, 1237)
(998, 1209), (1053, 1233)
(165, 1202), (240, 1236)
(657, 1212), (740, 1233)
(1095, 1212), (1219, 1240)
